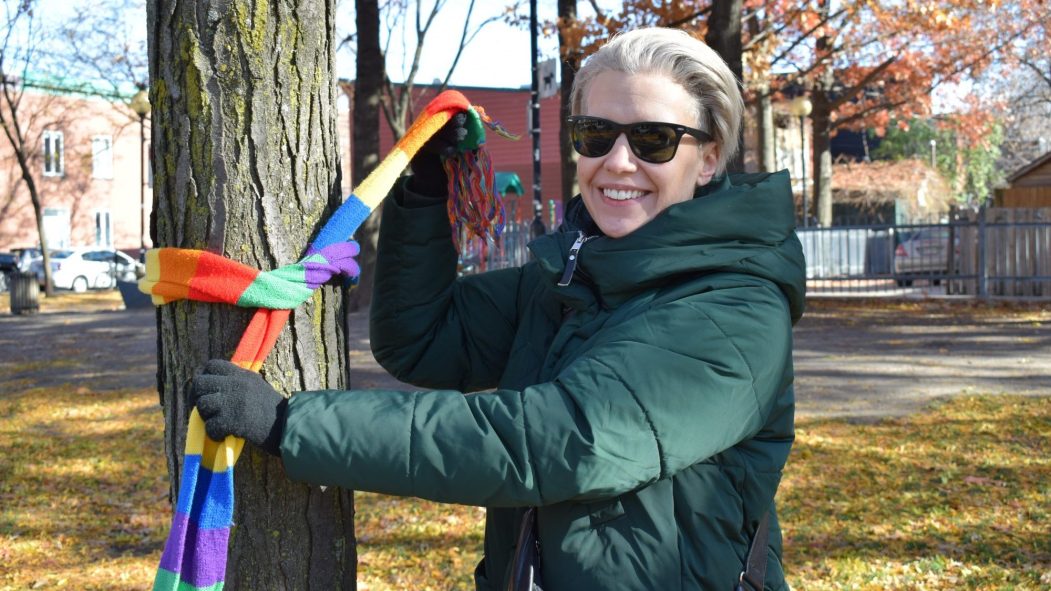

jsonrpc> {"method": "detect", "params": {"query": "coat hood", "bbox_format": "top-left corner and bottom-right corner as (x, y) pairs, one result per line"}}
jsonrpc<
(529, 170), (806, 322)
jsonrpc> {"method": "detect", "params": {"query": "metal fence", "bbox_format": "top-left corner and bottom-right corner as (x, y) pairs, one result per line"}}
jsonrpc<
(462, 207), (1051, 300)
(458, 219), (537, 275)
(802, 207), (1051, 298)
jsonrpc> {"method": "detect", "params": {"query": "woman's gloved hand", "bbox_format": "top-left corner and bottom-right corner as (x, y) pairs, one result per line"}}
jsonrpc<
(190, 359), (288, 457)
(407, 112), (468, 200)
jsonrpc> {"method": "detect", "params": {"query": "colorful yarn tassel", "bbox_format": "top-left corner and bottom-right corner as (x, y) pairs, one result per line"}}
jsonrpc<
(445, 148), (505, 250)
(143, 90), (515, 590)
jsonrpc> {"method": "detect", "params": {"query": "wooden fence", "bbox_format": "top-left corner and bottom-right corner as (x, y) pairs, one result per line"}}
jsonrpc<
(952, 207), (1051, 297)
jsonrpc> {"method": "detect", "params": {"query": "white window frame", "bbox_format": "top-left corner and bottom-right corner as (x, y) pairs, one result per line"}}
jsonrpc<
(91, 135), (113, 179)
(94, 210), (112, 247)
(43, 129), (64, 177)
(43, 207), (71, 248)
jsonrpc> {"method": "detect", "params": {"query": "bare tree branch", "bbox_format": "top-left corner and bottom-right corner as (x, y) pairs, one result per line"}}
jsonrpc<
(828, 55), (897, 111)
(768, 6), (849, 68)
(659, 7), (710, 29)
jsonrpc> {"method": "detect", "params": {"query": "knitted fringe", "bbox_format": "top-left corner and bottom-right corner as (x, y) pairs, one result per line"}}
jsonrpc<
(444, 148), (505, 251)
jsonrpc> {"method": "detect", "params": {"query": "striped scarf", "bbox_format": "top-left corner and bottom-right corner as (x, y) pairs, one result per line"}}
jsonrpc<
(143, 90), (512, 591)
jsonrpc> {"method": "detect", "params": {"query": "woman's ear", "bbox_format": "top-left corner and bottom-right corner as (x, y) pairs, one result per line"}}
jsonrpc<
(695, 143), (720, 186)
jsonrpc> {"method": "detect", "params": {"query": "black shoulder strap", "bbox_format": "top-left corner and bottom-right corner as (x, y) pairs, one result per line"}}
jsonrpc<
(736, 510), (770, 591)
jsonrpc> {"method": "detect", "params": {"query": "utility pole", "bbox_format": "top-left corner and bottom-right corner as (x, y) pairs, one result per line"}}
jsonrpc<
(529, 0), (545, 238)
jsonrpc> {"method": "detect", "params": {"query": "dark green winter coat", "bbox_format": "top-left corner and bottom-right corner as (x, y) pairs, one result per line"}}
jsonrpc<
(280, 171), (806, 591)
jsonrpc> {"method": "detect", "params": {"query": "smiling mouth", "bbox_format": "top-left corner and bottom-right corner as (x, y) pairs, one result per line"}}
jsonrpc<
(602, 188), (648, 201)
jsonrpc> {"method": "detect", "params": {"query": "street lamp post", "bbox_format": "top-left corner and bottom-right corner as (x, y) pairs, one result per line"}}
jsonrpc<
(130, 89), (151, 262)
(790, 96), (812, 227)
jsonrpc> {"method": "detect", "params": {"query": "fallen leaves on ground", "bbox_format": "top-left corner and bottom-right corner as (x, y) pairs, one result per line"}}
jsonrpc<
(805, 298), (1050, 325)
(0, 385), (169, 591)
(1, 381), (1047, 590)
(782, 395), (1051, 590)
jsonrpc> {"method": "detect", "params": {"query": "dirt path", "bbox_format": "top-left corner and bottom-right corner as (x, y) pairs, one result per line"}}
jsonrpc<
(2, 299), (1048, 420)
(793, 300), (1050, 419)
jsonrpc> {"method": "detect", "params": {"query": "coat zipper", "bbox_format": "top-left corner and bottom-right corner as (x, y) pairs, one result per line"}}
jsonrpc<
(558, 231), (595, 287)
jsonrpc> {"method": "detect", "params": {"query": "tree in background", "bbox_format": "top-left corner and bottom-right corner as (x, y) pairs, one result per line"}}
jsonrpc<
(340, 0), (503, 309)
(704, 0), (743, 172)
(61, 0), (148, 94)
(760, 0), (1044, 226)
(556, 0), (579, 203)
(347, 0), (384, 312)
(147, 0), (355, 586)
(993, 17), (1050, 174)
(556, 1), (1044, 226)
(873, 116), (1004, 207)
(0, 0), (62, 296)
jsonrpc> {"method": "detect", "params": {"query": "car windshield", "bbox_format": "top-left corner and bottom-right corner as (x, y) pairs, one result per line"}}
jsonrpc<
(50, 250), (73, 259)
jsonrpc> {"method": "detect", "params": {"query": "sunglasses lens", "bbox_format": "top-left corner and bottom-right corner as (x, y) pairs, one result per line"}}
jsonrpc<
(628, 123), (679, 163)
(572, 118), (618, 157)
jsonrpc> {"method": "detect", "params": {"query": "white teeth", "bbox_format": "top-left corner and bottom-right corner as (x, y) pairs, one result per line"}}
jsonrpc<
(603, 188), (646, 201)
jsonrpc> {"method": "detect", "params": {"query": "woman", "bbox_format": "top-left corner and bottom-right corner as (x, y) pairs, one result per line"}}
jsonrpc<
(193, 27), (805, 590)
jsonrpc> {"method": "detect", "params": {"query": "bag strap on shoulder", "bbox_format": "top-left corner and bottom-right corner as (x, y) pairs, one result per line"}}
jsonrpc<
(736, 510), (770, 591)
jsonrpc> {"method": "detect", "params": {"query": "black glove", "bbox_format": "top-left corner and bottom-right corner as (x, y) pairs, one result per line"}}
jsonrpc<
(190, 359), (288, 457)
(407, 112), (468, 200)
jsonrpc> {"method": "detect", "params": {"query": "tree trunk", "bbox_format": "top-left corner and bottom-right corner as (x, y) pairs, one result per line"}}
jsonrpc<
(147, 1), (355, 588)
(14, 151), (56, 297)
(558, 0), (579, 203)
(811, 87), (833, 227)
(705, 0), (744, 173)
(0, 93), (57, 296)
(347, 0), (384, 312)
(812, 14), (835, 228)
(755, 84), (775, 172)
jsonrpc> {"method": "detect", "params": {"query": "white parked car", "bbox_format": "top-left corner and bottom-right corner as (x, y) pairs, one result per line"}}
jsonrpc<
(31, 248), (144, 292)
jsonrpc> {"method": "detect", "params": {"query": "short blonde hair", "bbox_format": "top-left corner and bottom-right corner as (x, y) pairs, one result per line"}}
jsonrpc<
(570, 27), (744, 174)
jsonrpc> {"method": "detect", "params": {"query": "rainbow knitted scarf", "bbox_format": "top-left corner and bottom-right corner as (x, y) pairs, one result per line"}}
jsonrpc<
(141, 90), (513, 591)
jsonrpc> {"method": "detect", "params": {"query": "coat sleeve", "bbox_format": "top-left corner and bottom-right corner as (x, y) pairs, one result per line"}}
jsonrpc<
(369, 179), (525, 392)
(281, 280), (794, 508)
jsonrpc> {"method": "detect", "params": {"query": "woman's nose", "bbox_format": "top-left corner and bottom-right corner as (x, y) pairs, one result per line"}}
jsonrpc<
(602, 134), (638, 173)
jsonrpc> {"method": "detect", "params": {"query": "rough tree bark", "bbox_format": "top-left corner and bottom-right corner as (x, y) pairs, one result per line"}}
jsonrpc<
(147, 1), (355, 587)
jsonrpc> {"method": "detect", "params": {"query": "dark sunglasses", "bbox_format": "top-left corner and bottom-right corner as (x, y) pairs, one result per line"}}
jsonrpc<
(566, 115), (713, 164)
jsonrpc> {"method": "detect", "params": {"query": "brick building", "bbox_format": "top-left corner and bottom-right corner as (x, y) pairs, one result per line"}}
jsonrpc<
(1, 82), (571, 254)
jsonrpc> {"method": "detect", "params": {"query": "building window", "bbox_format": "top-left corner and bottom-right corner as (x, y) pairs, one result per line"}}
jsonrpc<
(43, 130), (64, 176)
(43, 207), (70, 248)
(92, 136), (113, 179)
(94, 210), (112, 247)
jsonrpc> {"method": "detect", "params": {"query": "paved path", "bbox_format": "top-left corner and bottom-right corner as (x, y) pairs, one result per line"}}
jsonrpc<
(792, 302), (1050, 419)
(2, 302), (1048, 420)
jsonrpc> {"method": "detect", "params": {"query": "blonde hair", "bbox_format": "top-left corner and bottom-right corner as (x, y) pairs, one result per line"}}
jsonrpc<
(570, 27), (744, 174)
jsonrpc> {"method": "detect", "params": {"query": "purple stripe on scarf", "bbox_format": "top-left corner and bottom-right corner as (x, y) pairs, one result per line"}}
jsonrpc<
(304, 241), (361, 289)
(158, 511), (230, 588)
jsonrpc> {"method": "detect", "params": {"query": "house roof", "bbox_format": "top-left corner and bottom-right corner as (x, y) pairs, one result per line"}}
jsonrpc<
(1006, 150), (1051, 184)
(831, 159), (954, 212)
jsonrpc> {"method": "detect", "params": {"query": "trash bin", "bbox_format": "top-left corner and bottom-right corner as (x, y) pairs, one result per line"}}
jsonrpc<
(117, 279), (152, 309)
(9, 272), (40, 315)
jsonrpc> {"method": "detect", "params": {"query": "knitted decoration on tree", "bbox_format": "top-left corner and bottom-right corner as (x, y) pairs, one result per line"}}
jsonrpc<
(141, 90), (514, 591)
